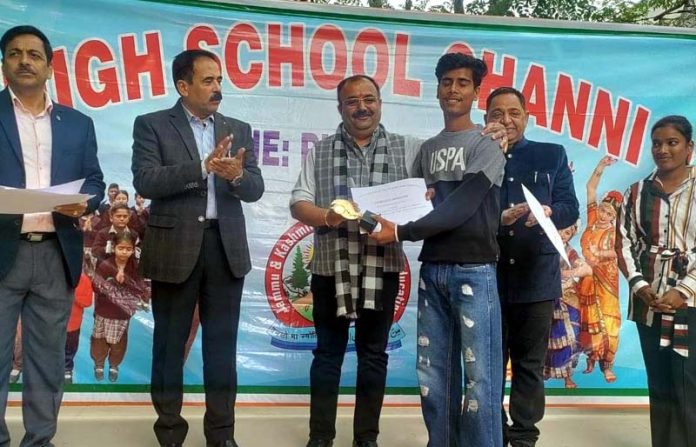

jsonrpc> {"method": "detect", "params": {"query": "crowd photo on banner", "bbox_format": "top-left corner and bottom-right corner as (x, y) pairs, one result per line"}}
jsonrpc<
(10, 183), (152, 385)
(1, 1), (696, 446)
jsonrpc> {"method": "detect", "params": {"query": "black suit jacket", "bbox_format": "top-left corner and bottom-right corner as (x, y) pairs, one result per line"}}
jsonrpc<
(497, 138), (579, 303)
(0, 88), (105, 287)
(131, 100), (264, 283)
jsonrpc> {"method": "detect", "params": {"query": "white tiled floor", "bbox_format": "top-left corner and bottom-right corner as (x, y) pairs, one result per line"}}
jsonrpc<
(4, 405), (650, 446)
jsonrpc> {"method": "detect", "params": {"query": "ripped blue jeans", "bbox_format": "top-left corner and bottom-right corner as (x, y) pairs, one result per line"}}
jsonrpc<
(416, 262), (503, 447)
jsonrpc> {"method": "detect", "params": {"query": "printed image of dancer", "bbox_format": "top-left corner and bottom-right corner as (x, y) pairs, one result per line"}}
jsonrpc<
(544, 222), (592, 388)
(578, 156), (622, 383)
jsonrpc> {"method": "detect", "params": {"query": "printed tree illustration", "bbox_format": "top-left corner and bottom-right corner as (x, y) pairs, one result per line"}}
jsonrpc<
(290, 248), (310, 296)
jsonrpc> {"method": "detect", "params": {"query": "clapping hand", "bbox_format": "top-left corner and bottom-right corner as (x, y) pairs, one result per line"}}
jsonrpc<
(501, 203), (530, 226)
(210, 148), (246, 182)
(524, 205), (552, 227)
(204, 134), (233, 172)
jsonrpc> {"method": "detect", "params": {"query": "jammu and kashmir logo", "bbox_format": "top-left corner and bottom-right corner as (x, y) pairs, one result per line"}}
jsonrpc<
(265, 222), (411, 351)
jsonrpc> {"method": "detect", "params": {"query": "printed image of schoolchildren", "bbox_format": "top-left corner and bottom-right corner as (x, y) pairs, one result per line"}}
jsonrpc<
(91, 203), (140, 263)
(64, 272), (94, 384)
(183, 303), (201, 362)
(130, 192), (150, 237)
(81, 212), (98, 253)
(8, 319), (22, 384)
(90, 233), (149, 382)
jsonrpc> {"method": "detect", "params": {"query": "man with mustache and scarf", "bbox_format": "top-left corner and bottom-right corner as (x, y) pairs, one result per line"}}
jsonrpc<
(291, 73), (506, 447)
(131, 49), (264, 447)
(290, 75), (422, 447)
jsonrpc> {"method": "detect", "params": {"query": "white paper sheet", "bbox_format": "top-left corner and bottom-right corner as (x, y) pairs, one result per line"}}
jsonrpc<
(350, 178), (433, 225)
(39, 179), (85, 194)
(521, 184), (571, 267)
(0, 179), (93, 214)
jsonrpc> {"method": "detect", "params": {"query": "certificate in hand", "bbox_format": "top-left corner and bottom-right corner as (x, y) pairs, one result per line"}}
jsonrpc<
(350, 178), (433, 225)
(521, 184), (571, 267)
(0, 179), (92, 214)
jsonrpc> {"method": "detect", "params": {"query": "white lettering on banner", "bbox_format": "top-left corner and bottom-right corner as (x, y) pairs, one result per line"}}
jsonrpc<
(429, 147), (466, 174)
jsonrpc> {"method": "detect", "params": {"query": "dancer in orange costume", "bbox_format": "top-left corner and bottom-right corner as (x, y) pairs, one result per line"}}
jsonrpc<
(578, 156), (622, 383)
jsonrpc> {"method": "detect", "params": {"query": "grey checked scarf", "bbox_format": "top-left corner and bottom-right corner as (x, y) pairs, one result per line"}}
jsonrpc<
(333, 127), (388, 318)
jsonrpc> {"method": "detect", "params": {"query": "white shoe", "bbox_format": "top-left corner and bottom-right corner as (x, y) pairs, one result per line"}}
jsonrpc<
(108, 367), (119, 383)
(9, 369), (20, 384)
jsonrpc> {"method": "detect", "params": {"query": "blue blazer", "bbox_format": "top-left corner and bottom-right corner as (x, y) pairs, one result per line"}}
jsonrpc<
(497, 138), (579, 303)
(0, 88), (105, 287)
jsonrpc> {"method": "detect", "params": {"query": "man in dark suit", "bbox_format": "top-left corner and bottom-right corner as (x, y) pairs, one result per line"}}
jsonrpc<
(486, 87), (579, 447)
(131, 49), (264, 447)
(0, 25), (104, 447)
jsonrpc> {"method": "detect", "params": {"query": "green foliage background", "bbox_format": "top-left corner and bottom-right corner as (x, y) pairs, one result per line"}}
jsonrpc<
(298, 0), (696, 28)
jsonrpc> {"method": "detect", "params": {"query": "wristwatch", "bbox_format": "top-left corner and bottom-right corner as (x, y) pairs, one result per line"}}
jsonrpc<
(231, 171), (244, 186)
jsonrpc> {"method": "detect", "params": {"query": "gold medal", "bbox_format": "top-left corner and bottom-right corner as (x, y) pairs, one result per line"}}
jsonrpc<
(330, 199), (361, 220)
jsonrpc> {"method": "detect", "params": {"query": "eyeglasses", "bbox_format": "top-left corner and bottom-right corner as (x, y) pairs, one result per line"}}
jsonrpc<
(341, 96), (380, 108)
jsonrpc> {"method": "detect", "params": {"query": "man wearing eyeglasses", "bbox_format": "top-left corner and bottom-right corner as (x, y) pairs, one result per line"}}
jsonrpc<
(487, 87), (579, 447)
(290, 75), (421, 447)
(291, 73), (507, 447)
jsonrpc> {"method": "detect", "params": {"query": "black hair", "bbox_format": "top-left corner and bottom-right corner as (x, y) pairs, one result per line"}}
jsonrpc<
(110, 203), (130, 215)
(116, 190), (129, 199)
(336, 75), (381, 102)
(651, 115), (693, 142)
(172, 49), (218, 95)
(108, 183), (120, 190)
(486, 86), (526, 111)
(111, 231), (136, 247)
(435, 53), (488, 88)
(0, 25), (53, 63)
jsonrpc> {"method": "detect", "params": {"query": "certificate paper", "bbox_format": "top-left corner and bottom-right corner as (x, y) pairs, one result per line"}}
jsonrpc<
(0, 179), (92, 214)
(522, 184), (570, 267)
(351, 178), (433, 225)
